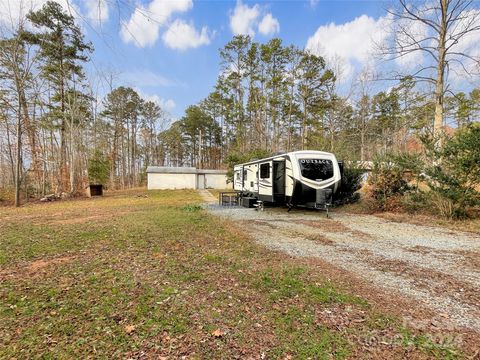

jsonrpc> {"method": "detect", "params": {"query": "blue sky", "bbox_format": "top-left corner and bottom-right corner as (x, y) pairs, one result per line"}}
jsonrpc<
(85, 0), (388, 118)
(1, 0), (479, 119)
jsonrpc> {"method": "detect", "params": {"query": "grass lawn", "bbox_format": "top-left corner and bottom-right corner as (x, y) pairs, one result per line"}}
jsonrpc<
(0, 190), (461, 358)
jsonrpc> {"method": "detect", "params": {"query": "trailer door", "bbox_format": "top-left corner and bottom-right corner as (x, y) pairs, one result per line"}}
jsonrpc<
(273, 160), (285, 203)
(258, 161), (273, 201)
(242, 167), (247, 191)
(233, 168), (242, 191)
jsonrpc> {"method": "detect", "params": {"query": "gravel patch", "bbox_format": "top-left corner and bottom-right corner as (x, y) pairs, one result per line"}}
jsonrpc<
(208, 206), (480, 332)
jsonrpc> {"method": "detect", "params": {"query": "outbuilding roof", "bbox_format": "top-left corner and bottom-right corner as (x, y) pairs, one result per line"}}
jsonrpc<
(146, 166), (228, 175)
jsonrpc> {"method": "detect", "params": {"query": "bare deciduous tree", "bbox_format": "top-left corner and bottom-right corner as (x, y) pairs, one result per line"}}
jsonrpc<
(381, 0), (480, 145)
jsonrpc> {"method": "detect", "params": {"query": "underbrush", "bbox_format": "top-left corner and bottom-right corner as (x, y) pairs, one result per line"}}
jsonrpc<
(334, 165), (363, 206)
(0, 188), (14, 205)
(362, 181), (480, 222)
(360, 124), (480, 220)
(337, 191), (480, 233)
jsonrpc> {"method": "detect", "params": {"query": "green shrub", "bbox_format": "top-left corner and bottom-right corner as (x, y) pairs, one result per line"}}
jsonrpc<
(88, 149), (110, 185)
(400, 191), (429, 213)
(181, 204), (202, 212)
(334, 164), (363, 205)
(422, 124), (480, 218)
(385, 152), (428, 214)
(366, 154), (409, 211)
(0, 188), (14, 205)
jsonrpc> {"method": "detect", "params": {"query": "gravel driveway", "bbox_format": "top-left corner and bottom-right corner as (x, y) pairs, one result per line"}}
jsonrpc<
(208, 205), (480, 333)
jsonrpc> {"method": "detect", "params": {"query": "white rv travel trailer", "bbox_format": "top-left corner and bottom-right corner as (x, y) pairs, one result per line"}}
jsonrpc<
(233, 150), (342, 209)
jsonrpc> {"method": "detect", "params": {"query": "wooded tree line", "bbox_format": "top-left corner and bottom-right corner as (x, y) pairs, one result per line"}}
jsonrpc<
(0, 1), (170, 204)
(160, 35), (480, 168)
(162, 0), (480, 167)
(1, 0), (480, 205)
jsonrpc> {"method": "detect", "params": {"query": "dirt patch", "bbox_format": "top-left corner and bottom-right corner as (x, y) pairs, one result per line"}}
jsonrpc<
(452, 250), (480, 270)
(295, 219), (350, 233)
(43, 210), (133, 226)
(48, 215), (106, 225)
(406, 246), (480, 271)
(295, 219), (374, 240)
(299, 232), (335, 245)
(27, 256), (72, 272)
(406, 245), (433, 254)
(363, 254), (480, 308)
(289, 230), (335, 246)
(406, 247), (480, 272)
(242, 219), (278, 229)
(0, 256), (73, 282)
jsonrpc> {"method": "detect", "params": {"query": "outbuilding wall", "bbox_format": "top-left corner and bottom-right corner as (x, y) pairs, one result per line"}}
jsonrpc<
(205, 173), (230, 189)
(146, 167), (232, 190)
(147, 173), (196, 190)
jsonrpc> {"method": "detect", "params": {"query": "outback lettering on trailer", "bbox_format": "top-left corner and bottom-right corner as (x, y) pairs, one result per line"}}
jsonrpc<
(300, 159), (330, 164)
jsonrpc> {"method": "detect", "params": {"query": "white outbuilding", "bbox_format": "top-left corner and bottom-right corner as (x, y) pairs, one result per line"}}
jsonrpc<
(146, 167), (231, 190)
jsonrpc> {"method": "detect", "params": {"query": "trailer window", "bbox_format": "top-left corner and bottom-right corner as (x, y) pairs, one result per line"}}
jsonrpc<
(299, 159), (333, 181)
(260, 163), (270, 179)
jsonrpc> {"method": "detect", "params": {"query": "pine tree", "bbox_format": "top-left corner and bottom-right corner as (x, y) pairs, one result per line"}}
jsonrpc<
(23, 1), (93, 194)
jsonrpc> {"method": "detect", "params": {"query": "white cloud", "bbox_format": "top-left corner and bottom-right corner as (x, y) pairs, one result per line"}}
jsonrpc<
(120, 0), (192, 47)
(134, 88), (176, 113)
(121, 70), (175, 88)
(448, 9), (480, 55)
(84, 0), (108, 24)
(446, 9), (480, 81)
(309, 0), (319, 8)
(151, 95), (176, 111)
(389, 7), (480, 83)
(306, 14), (390, 79)
(229, 1), (281, 38)
(258, 13), (279, 36)
(393, 18), (428, 70)
(162, 19), (211, 50)
(143, 93), (176, 111)
(0, 0), (110, 32)
(229, 0), (260, 36)
(0, 0), (80, 30)
(160, 98), (176, 111)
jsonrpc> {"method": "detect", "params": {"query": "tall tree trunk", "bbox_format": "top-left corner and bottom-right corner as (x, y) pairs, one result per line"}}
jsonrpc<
(434, 0), (447, 147)
(302, 98), (308, 150)
(69, 120), (75, 194)
(15, 102), (22, 207)
(360, 124), (365, 162)
(110, 137), (117, 190)
(13, 70), (24, 206)
(18, 87), (41, 194)
(3, 117), (16, 187)
(57, 33), (67, 193)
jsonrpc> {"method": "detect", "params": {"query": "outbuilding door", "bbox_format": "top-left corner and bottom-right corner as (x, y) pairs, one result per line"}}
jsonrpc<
(197, 174), (206, 189)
